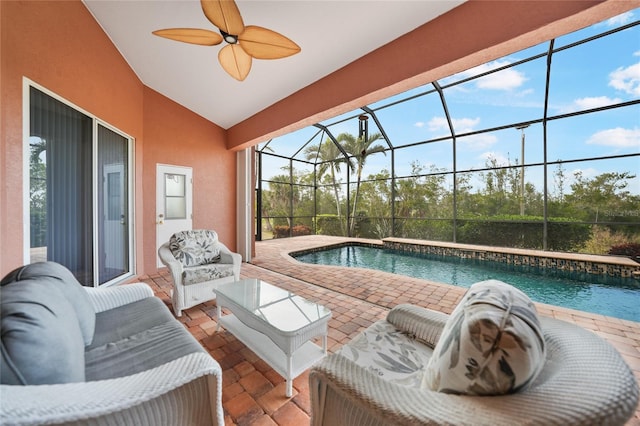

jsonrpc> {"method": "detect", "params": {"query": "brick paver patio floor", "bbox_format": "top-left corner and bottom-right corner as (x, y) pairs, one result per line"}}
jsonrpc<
(139, 235), (640, 426)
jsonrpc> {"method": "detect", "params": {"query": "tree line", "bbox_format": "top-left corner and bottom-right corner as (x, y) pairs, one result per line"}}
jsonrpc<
(260, 133), (639, 254)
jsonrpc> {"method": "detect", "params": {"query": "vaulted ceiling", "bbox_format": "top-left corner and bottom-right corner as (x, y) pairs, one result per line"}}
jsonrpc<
(84, 0), (464, 130)
(83, 1), (632, 150)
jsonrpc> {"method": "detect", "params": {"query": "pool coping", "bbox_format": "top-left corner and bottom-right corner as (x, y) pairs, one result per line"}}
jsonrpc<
(291, 237), (640, 279)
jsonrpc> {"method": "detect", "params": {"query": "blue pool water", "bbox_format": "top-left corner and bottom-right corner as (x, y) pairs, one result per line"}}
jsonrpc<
(294, 245), (640, 322)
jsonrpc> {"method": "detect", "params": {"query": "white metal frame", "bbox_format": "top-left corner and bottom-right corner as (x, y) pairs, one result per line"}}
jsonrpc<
(236, 148), (252, 261)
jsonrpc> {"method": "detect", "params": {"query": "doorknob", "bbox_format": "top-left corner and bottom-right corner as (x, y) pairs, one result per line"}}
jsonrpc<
(157, 214), (164, 225)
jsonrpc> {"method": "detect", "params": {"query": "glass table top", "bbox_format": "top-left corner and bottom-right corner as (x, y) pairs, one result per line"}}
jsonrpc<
(216, 279), (331, 332)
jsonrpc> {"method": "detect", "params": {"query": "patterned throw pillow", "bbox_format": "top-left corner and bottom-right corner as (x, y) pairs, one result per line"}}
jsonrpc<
(170, 229), (221, 266)
(422, 280), (545, 395)
(182, 263), (235, 286)
(337, 319), (434, 388)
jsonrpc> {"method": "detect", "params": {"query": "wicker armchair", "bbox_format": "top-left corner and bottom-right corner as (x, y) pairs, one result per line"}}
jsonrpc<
(310, 304), (639, 426)
(158, 229), (242, 316)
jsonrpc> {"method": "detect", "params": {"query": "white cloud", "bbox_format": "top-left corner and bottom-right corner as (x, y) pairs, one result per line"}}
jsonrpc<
(570, 167), (599, 180)
(427, 116), (480, 133)
(476, 68), (527, 90)
(414, 121), (425, 128)
(479, 151), (509, 166)
(605, 11), (634, 27)
(427, 117), (449, 133)
(609, 62), (640, 96)
(427, 116), (450, 132)
(586, 127), (640, 148)
(426, 116), (495, 149)
(460, 133), (498, 151)
(634, 50), (640, 57)
(575, 96), (622, 109)
(452, 60), (528, 91)
(559, 96), (622, 113)
(518, 88), (535, 97)
(452, 117), (481, 133)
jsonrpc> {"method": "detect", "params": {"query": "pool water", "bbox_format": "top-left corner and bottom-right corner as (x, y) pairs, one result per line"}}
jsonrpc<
(294, 245), (640, 322)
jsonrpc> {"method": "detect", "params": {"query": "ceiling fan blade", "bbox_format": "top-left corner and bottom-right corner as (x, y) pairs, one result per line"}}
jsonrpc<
(201, 0), (244, 36)
(152, 28), (222, 46)
(218, 44), (252, 81)
(239, 26), (301, 60)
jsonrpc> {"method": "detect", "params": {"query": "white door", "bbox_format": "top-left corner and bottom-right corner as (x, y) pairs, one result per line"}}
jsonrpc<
(156, 164), (193, 267)
(103, 163), (126, 272)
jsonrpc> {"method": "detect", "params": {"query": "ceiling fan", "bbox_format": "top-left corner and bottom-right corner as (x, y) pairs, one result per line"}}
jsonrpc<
(153, 0), (301, 81)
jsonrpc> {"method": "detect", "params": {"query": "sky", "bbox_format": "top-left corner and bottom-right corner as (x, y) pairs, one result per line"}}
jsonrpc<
(260, 10), (640, 197)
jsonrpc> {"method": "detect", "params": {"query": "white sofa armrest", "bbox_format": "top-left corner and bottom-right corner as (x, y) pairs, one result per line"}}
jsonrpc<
(84, 283), (154, 313)
(0, 352), (224, 426)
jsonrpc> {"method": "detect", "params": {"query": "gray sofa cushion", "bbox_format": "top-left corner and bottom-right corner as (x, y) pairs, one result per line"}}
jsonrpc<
(85, 297), (205, 380)
(169, 229), (221, 266)
(0, 276), (86, 385)
(1, 262), (96, 345)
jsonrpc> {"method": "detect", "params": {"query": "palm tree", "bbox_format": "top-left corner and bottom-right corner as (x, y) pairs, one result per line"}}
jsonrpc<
(304, 138), (353, 235)
(340, 132), (386, 235)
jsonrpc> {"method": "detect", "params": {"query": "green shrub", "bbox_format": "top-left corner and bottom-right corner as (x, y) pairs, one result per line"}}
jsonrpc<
(315, 214), (345, 236)
(273, 224), (311, 238)
(456, 215), (590, 251)
(547, 220), (592, 251)
(395, 219), (453, 241)
(580, 226), (632, 255)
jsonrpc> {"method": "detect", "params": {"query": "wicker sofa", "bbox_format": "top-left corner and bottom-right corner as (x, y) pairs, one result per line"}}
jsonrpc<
(310, 283), (639, 426)
(1, 261), (224, 425)
(158, 229), (242, 317)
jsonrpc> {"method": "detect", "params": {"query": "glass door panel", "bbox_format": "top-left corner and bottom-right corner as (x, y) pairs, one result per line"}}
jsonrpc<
(29, 86), (133, 286)
(98, 124), (130, 284)
(29, 87), (94, 285)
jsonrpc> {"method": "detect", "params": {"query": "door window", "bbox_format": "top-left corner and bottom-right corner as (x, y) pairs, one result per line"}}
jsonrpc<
(164, 173), (186, 219)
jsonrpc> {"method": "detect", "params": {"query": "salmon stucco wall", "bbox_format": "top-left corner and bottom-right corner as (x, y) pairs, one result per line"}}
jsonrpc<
(0, 0), (144, 276)
(0, 0), (236, 278)
(142, 87), (235, 274)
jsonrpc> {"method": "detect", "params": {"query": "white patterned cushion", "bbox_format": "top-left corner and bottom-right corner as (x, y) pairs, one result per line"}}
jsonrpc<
(422, 280), (545, 395)
(337, 320), (433, 388)
(182, 264), (235, 286)
(169, 229), (221, 266)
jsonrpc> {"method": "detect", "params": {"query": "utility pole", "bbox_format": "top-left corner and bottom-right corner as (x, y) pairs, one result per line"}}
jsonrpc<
(515, 124), (529, 216)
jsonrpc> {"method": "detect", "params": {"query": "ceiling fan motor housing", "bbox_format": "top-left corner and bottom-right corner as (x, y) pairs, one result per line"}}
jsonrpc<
(220, 30), (238, 44)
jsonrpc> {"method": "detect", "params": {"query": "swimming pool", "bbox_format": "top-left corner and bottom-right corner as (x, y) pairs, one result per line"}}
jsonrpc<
(294, 245), (640, 322)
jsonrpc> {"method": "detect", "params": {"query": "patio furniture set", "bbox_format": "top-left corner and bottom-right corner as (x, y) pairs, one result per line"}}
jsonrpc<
(1, 229), (638, 425)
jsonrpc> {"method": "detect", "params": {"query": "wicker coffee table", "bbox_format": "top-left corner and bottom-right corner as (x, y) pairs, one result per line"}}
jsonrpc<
(215, 278), (332, 397)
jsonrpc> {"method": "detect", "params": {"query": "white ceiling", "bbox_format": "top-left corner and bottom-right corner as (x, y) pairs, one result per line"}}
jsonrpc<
(83, 0), (465, 129)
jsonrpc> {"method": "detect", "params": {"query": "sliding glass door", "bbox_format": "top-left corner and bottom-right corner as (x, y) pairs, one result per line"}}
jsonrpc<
(28, 85), (133, 286)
